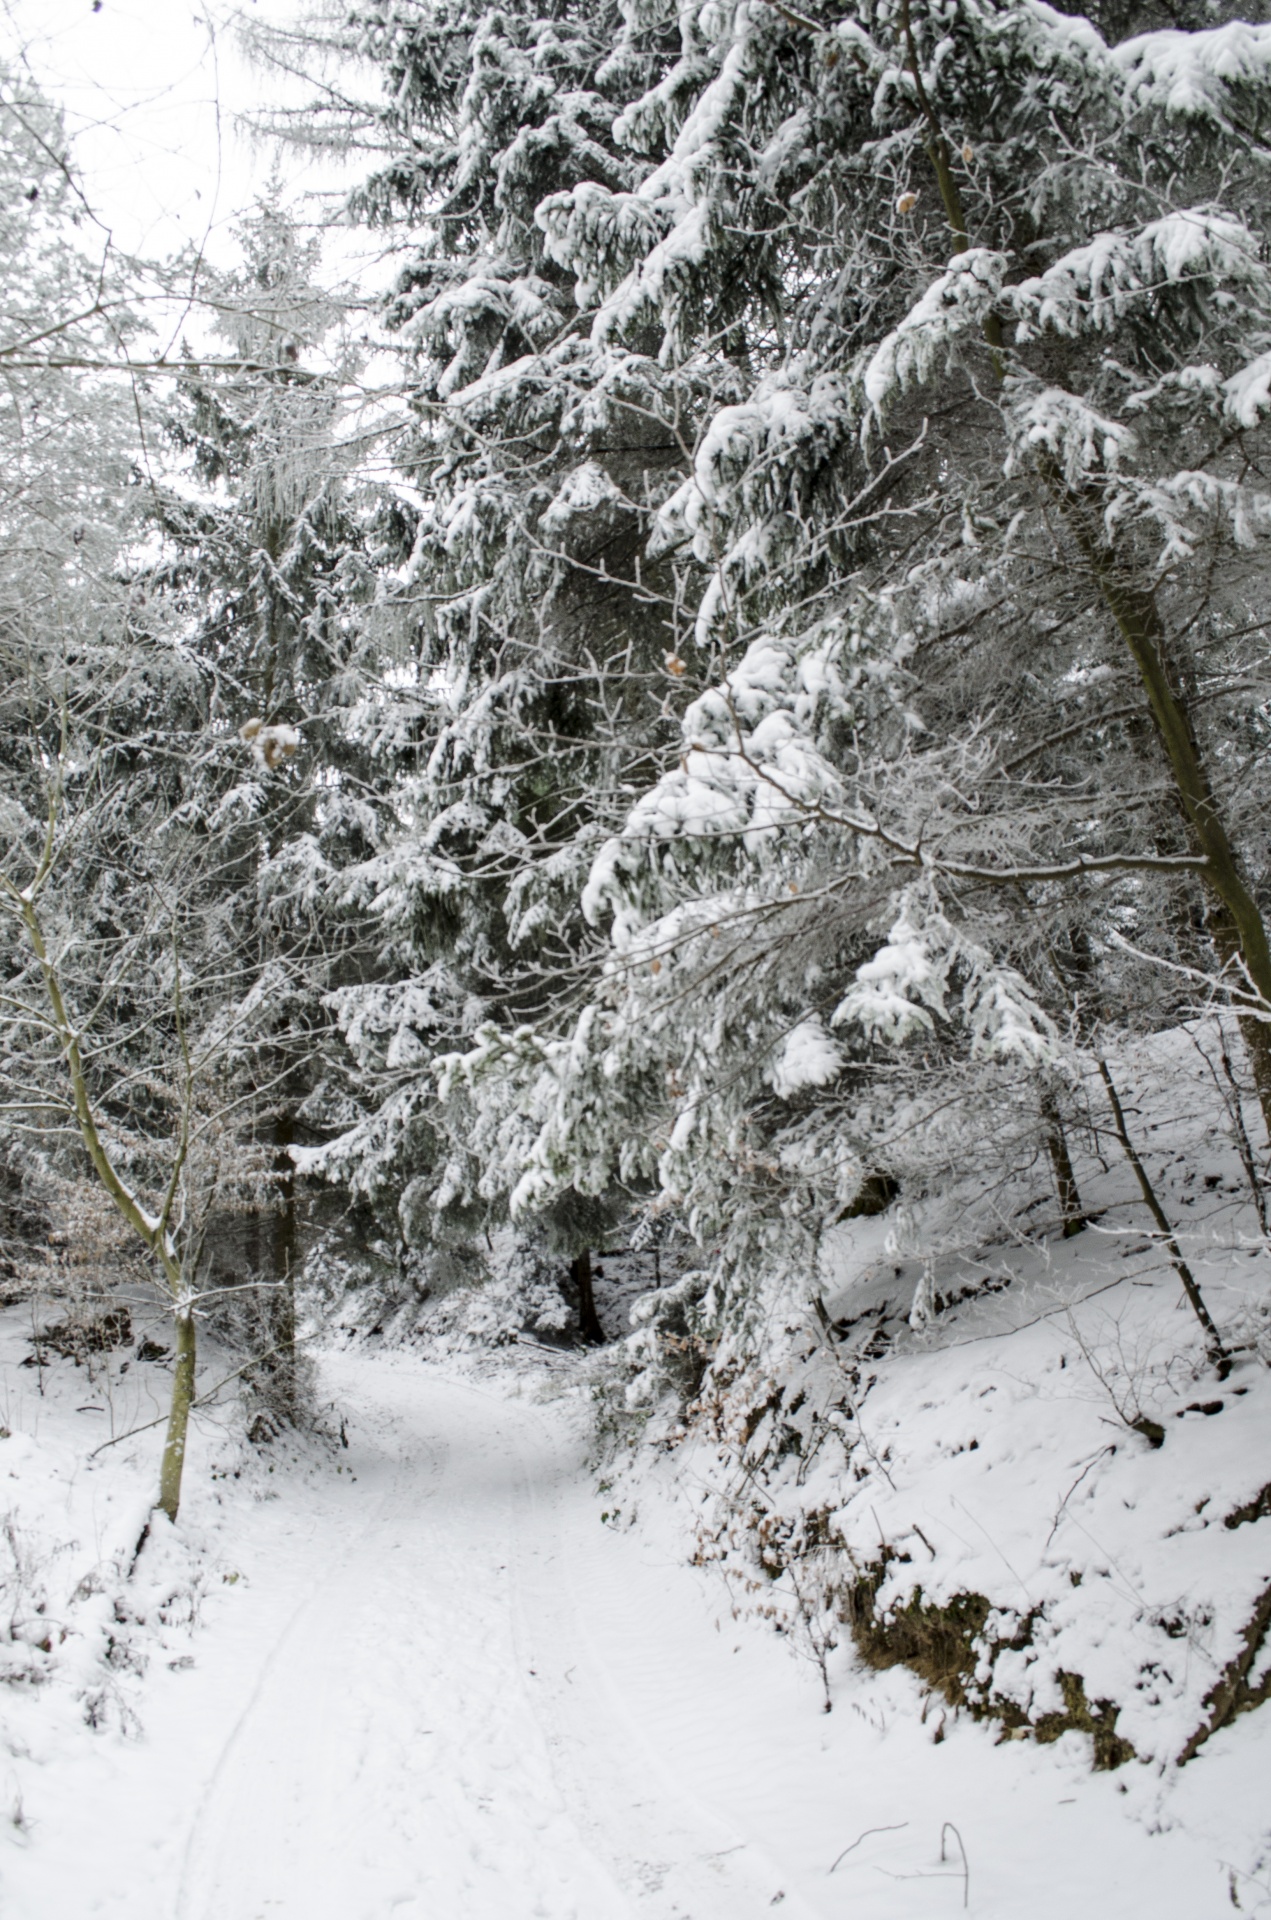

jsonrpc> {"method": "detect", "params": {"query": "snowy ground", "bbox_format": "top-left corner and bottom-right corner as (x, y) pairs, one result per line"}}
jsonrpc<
(2, 1322), (1268, 1918)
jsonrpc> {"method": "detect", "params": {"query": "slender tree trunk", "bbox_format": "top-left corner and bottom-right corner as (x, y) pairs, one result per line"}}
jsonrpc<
(1058, 486), (1271, 1135)
(1097, 1059), (1229, 1374)
(245, 1196), (262, 1302)
(910, 75), (1270, 1117)
(157, 1305), (197, 1521)
(1042, 1093), (1086, 1236)
(909, 3), (1271, 1125)
(1204, 901), (1271, 1127)
(571, 1248), (605, 1345)
(271, 1110), (298, 1420)
(15, 894), (200, 1520)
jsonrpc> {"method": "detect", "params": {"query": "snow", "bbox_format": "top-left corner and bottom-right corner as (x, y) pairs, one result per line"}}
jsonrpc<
(0, 1340), (1261, 1919)
(539, 459), (626, 535)
(1005, 380), (1134, 485)
(1012, 210), (1263, 340)
(833, 908), (947, 1043)
(1113, 21), (1271, 128)
(11, 0), (1271, 1904)
(833, 891), (1057, 1062)
(814, 1299), (1271, 1765)
(862, 250), (1005, 416)
(768, 1018), (843, 1099)
(1224, 351), (1271, 430)
(540, 5), (761, 339)
(4, 1079), (1271, 1920)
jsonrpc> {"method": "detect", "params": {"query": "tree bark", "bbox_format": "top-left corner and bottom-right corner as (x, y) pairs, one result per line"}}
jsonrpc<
(270, 1110), (299, 1421)
(157, 1305), (197, 1521)
(906, 10), (1270, 1127)
(571, 1249), (605, 1345)
(1042, 1093), (1086, 1237)
(14, 891), (199, 1519)
(1058, 486), (1271, 1136)
(1097, 1059), (1228, 1374)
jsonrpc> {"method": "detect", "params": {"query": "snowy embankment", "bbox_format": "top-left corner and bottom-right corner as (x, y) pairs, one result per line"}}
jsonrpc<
(644, 1024), (1271, 1907)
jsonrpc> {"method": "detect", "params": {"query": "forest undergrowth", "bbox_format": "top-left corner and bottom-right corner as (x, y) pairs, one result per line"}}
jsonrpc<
(576, 1023), (1271, 1773)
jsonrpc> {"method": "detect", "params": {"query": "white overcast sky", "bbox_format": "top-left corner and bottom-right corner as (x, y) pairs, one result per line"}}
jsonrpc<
(1, 0), (410, 468)
(0, 0), (361, 264)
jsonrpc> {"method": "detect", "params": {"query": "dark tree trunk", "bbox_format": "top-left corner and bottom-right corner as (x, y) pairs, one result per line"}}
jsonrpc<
(571, 1248), (605, 1345)
(1042, 1094), (1086, 1237)
(1056, 479), (1271, 1139)
(270, 1110), (299, 1419)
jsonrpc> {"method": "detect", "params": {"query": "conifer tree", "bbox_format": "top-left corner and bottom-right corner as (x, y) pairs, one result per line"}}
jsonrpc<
(143, 198), (386, 1413)
(320, 0), (1271, 1363)
(529, 0), (1271, 1359)
(305, 0), (708, 1314)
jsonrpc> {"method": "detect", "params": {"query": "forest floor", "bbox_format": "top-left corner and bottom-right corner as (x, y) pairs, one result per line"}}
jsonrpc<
(1, 1326), (1268, 1919)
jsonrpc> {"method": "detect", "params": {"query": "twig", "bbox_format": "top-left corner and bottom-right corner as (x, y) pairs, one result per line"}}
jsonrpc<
(515, 1333), (578, 1361)
(754, 0), (827, 33)
(1045, 1446), (1115, 1548)
(88, 1338), (297, 1458)
(812, 1294), (839, 1346)
(933, 1271), (1130, 1347)
(941, 1822), (970, 1910)
(1216, 1028), (1269, 1238)
(950, 1494), (1033, 1606)
(829, 1822), (908, 1873)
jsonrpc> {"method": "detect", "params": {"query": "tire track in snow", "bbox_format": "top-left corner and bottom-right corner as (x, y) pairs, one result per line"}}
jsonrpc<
(172, 1418), (448, 1920)
(173, 1357), (830, 1920)
(175, 1365), (629, 1920)
(503, 1385), (830, 1920)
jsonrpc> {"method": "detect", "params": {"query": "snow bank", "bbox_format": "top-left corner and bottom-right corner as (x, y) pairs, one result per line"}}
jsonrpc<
(632, 1023), (1271, 1809)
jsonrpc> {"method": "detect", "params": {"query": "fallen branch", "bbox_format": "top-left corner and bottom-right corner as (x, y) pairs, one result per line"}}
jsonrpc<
(829, 1822), (909, 1873)
(941, 1822), (970, 1910)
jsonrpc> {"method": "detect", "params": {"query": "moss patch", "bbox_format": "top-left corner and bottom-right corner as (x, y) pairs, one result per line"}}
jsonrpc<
(841, 1558), (1137, 1770)
(1034, 1671), (1136, 1770)
(1224, 1483), (1271, 1530)
(844, 1566), (993, 1705)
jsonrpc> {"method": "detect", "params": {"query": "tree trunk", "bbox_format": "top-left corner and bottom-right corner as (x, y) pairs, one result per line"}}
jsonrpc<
(571, 1249), (605, 1345)
(911, 24), (1271, 1121)
(1097, 1059), (1229, 1374)
(1059, 484), (1271, 1135)
(1204, 901), (1271, 1130)
(1042, 1093), (1086, 1237)
(16, 895), (202, 1522)
(270, 1111), (299, 1421)
(157, 1305), (197, 1522)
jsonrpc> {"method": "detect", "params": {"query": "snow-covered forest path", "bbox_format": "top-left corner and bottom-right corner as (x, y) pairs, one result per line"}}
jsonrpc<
(21, 1353), (831, 1920)
(11, 1348), (1243, 1920)
(169, 1356), (806, 1920)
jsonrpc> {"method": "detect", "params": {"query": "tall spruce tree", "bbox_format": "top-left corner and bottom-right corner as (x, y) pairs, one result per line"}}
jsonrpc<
(527, 0), (1271, 1368)
(304, 0), (720, 1324)
(313, 0), (1271, 1369)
